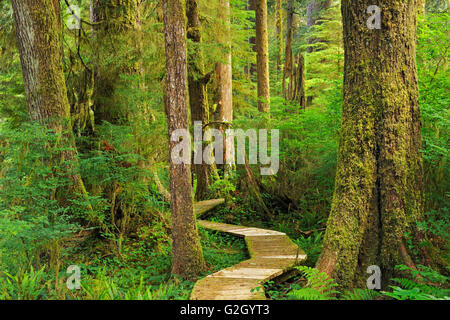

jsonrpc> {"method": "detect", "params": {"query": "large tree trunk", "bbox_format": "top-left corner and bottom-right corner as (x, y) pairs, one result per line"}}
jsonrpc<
(255, 0), (270, 112)
(316, 0), (425, 290)
(12, 0), (90, 209)
(187, 0), (214, 200)
(163, 0), (206, 280)
(215, 0), (234, 175)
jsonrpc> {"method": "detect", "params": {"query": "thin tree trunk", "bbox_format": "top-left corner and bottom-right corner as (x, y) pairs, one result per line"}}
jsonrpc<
(276, 0), (283, 71)
(316, 0), (425, 290)
(283, 0), (294, 100)
(216, 0), (234, 175)
(255, 0), (270, 112)
(163, 0), (206, 280)
(12, 0), (91, 210)
(245, 0), (257, 76)
(292, 53), (306, 110)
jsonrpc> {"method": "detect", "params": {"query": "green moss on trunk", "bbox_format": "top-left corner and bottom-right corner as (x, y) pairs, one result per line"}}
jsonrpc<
(163, 0), (206, 280)
(316, 0), (425, 290)
(12, 0), (92, 212)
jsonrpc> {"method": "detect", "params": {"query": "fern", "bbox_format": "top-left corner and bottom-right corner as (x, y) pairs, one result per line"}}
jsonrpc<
(382, 265), (450, 300)
(288, 266), (339, 300)
(342, 288), (382, 300)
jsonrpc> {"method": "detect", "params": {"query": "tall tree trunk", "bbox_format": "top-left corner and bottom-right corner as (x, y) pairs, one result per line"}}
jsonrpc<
(163, 0), (206, 280)
(316, 0), (425, 290)
(276, 0), (283, 71)
(187, 0), (214, 200)
(255, 0), (270, 112)
(292, 53), (306, 110)
(12, 0), (91, 210)
(245, 0), (257, 76)
(283, 0), (294, 100)
(215, 0), (234, 175)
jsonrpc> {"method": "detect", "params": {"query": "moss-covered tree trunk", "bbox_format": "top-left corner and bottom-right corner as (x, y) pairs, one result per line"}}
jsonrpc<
(255, 0), (270, 112)
(163, 0), (206, 280)
(12, 0), (90, 209)
(316, 0), (425, 290)
(187, 0), (214, 200)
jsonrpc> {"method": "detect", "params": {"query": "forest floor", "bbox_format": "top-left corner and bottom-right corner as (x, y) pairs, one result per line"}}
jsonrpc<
(41, 216), (249, 300)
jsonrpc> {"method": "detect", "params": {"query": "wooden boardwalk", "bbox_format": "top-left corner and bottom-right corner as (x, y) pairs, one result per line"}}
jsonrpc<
(191, 199), (307, 300)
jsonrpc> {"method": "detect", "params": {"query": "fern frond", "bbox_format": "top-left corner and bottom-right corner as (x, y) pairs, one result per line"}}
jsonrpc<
(290, 266), (340, 300)
(342, 288), (381, 300)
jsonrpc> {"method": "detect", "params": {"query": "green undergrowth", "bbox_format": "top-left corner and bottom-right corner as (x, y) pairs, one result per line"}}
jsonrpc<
(263, 265), (450, 301)
(0, 227), (247, 300)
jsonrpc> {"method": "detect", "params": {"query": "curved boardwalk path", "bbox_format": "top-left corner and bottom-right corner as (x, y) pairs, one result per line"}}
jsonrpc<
(191, 199), (307, 300)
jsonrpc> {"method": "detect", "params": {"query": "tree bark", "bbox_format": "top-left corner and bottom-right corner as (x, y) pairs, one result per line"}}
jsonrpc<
(255, 0), (270, 112)
(276, 0), (283, 71)
(12, 0), (91, 209)
(215, 0), (234, 175)
(163, 0), (206, 280)
(282, 0), (294, 100)
(283, 0), (295, 100)
(187, 0), (215, 200)
(292, 53), (306, 110)
(245, 0), (257, 76)
(316, 0), (424, 290)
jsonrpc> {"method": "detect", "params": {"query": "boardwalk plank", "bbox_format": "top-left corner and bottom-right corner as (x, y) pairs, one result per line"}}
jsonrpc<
(191, 200), (307, 300)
